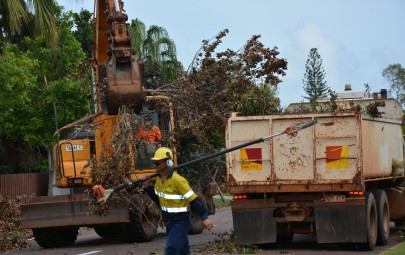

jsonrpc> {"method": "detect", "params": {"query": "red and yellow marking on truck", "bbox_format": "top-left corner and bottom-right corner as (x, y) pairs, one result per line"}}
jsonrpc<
(325, 145), (350, 169)
(240, 148), (262, 171)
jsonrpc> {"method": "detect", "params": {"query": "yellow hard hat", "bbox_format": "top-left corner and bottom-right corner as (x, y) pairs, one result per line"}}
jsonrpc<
(151, 147), (173, 160)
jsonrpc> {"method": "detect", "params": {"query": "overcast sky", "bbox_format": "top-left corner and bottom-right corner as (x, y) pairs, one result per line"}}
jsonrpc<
(59, 0), (405, 107)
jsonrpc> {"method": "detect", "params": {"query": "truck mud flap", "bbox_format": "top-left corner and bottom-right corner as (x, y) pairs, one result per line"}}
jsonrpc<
(21, 194), (129, 229)
(232, 208), (276, 245)
(314, 204), (366, 243)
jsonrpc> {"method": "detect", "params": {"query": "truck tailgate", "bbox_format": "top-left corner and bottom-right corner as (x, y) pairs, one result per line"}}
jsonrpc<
(226, 113), (363, 193)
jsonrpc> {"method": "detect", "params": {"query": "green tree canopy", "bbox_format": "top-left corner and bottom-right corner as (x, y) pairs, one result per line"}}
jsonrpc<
(0, 10), (91, 172)
(0, 46), (39, 140)
(70, 9), (93, 58)
(303, 48), (329, 102)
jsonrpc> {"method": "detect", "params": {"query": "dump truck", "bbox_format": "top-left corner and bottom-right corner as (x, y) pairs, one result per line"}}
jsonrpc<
(226, 92), (405, 250)
(20, 0), (214, 248)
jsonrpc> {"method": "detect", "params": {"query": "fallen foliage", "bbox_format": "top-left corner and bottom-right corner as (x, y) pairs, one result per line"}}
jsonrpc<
(284, 97), (387, 119)
(366, 101), (386, 118)
(392, 159), (405, 178)
(192, 231), (261, 254)
(156, 29), (285, 149)
(0, 194), (32, 253)
(87, 106), (161, 221)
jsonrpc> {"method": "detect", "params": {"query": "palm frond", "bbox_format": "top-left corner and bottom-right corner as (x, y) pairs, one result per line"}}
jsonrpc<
(32, 0), (58, 43)
(5, 0), (29, 32)
(129, 18), (146, 60)
(128, 19), (183, 82)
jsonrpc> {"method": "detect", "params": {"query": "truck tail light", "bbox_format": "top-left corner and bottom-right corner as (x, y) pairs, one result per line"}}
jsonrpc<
(348, 191), (364, 196)
(233, 194), (247, 200)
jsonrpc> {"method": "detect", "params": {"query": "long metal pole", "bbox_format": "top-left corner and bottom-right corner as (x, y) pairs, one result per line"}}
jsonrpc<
(111, 119), (317, 192)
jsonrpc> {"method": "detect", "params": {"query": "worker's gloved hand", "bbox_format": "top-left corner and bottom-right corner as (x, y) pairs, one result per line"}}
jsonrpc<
(142, 178), (150, 189)
(284, 125), (297, 136)
(202, 218), (213, 231)
(92, 185), (106, 202)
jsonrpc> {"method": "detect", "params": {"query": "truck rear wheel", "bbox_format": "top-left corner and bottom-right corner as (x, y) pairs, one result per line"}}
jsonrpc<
(372, 190), (390, 245)
(117, 194), (159, 243)
(359, 192), (377, 250)
(32, 226), (79, 248)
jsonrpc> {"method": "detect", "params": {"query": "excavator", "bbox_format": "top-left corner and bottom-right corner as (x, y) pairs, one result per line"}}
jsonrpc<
(20, 0), (214, 248)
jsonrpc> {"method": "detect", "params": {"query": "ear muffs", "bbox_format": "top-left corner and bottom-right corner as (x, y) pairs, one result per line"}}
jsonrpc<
(165, 151), (173, 168)
(166, 159), (174, 168)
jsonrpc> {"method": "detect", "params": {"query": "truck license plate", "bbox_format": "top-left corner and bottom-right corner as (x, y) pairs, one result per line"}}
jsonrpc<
(66, 145), (83, 151)
(68, 178), (83, 185)
(324, 194), (346, 202)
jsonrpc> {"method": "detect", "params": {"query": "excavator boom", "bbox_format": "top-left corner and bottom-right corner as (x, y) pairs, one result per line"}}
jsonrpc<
(92, 0), (143, 114)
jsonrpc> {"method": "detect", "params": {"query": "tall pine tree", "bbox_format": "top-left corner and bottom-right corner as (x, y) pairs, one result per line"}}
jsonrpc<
(303, 48), (329, 102)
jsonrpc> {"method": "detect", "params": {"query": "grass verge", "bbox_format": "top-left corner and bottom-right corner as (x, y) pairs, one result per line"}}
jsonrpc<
(213, 197), (231, 208)
(380, 241), (405, 255)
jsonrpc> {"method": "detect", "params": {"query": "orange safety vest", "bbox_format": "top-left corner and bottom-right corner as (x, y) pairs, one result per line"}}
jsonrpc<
(136, 125), (162, 142)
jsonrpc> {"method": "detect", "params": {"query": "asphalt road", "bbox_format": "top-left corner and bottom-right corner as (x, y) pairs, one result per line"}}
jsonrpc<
(8, 206), (403, 255)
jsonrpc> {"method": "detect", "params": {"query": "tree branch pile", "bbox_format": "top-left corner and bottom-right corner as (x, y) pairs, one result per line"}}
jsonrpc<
(87, 106), (160, 220)
(154, 29), (287, 150)
(0, 195), (32, 253)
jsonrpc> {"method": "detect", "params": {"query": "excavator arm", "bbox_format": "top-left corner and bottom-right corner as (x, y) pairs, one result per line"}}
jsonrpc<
(92, 0), (143, 114)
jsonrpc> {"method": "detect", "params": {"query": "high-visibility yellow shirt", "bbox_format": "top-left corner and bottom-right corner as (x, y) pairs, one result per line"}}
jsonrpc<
(154, 171), (197, 213)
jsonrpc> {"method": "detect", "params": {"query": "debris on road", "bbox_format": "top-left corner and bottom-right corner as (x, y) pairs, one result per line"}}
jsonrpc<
(0, 194), (32, 252)
(192, 231), (261, 254)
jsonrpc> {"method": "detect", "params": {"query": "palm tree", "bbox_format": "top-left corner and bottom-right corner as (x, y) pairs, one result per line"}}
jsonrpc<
(128, 19), (183, 84)
(0, 0), (60, 44)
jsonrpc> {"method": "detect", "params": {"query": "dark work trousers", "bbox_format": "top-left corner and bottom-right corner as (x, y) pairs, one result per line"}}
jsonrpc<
(165, 218), (191, 255)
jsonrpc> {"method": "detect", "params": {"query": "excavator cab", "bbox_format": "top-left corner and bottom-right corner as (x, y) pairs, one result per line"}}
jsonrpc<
(130, 100), (176, 181)
(134, 111), (162, 169)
